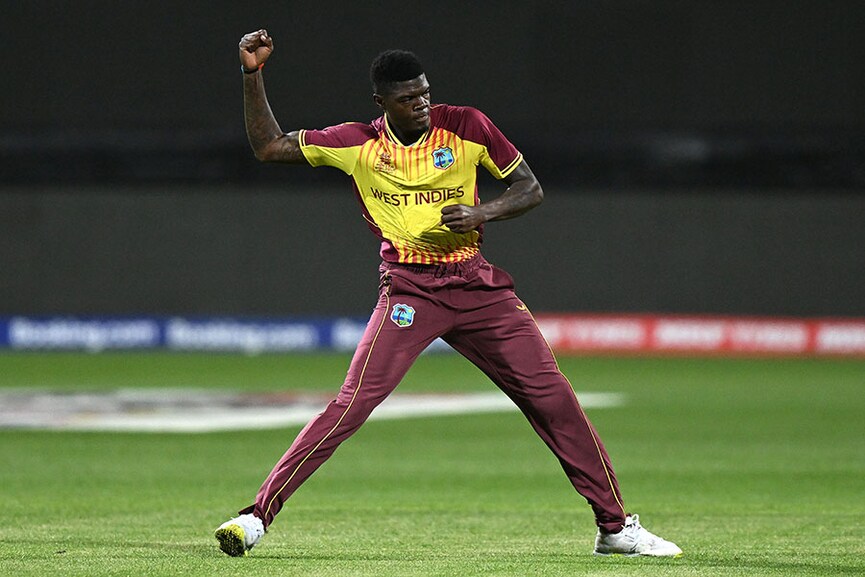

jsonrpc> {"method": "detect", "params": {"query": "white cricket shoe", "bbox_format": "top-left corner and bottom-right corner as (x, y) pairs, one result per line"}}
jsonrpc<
(593, 514), (682, 557)
(215, 513), (265, 557)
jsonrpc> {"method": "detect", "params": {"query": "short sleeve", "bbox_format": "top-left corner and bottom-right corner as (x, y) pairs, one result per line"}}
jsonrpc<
(459, 108), (523, 179)
(299, 122), (374, 175)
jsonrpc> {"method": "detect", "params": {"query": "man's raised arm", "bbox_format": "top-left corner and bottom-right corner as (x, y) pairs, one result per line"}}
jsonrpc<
(239, 29), (306, 164)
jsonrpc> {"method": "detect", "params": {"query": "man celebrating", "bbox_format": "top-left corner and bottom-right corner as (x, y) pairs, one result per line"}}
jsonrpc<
(215, 29), (682, 559)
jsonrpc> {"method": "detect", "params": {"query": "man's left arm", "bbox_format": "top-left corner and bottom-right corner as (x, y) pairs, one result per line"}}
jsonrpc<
(440, 160), (543, 234)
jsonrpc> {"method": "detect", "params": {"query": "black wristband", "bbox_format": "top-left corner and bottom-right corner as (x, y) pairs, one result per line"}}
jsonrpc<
(241, 64), (262, 74)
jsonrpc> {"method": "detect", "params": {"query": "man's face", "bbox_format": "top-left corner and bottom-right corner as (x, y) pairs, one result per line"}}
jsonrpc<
(374, 74), (431, 142)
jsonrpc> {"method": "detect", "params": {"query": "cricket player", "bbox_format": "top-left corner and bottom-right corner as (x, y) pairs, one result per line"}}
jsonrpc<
(215, 29), (682, 558)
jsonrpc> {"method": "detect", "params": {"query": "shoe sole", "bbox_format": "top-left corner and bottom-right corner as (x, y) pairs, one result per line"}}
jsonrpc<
(594, 550), (683, 558)
(215, 524), (247, 557)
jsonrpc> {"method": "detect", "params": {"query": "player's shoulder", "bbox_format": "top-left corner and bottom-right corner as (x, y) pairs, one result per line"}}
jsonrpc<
(432, 104), (489, 126)
(432, 104), (500, 142)
(303, 121), (377, 148)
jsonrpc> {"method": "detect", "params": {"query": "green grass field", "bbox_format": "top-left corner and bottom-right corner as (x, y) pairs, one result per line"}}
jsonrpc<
(0, 352), (863, 576)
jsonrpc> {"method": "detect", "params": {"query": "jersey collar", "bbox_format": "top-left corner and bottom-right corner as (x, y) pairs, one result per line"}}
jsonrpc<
(383, 114), (430, 147)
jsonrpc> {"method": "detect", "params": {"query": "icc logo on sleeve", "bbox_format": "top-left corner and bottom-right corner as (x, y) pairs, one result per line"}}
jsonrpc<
(432, 146), (455, 170)
(390, 304), (416, 327)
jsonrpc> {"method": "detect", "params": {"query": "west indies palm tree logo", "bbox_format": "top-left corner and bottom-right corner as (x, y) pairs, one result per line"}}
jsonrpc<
(432, 146), (455, 170)
(390, 303), (416, 327)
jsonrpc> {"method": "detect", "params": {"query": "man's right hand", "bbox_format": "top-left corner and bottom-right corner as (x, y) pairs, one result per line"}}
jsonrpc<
(239, 29), (274, 71)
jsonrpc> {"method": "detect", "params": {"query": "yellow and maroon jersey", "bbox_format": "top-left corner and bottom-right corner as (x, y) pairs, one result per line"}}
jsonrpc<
(299, 104), (523, 264)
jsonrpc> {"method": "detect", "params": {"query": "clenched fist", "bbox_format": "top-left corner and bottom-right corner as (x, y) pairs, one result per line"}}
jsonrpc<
(441, 204), (487, 234)
(239, 29), (274, 71)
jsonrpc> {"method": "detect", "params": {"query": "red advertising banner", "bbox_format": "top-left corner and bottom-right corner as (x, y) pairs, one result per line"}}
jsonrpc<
(533, 314), (865, 357)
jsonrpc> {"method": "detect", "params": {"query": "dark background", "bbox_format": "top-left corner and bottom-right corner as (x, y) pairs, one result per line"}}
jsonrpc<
(2, 1), (863, 316)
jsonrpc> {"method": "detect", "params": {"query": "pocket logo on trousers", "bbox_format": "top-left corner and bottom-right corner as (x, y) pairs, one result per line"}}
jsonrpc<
(391, 304), (416, 327)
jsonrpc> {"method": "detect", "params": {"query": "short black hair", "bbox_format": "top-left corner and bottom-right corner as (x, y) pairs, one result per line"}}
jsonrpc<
(370, 50), (425, 93)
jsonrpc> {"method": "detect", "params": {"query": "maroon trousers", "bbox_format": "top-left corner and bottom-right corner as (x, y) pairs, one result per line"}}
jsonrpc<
(242, 255), (627, 533)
